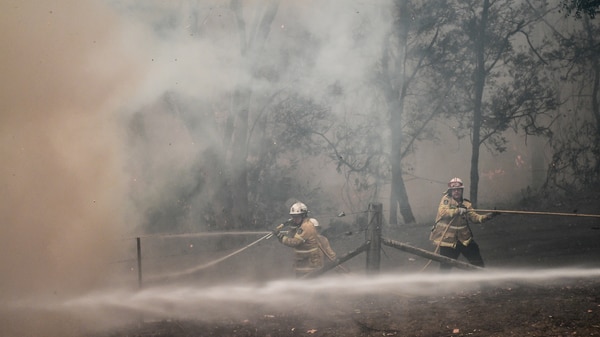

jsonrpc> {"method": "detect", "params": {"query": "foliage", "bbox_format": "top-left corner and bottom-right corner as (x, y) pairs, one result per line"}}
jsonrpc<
(542, 15), (600, 192)
(560, 0), (600, 18)
(546, 120), (599, 192)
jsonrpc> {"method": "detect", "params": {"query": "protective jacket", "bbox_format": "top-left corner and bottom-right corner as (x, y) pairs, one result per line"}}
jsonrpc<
(281, 218), (324, 277)
(430, 194), (488, 248)
(317, 235), (337, 261)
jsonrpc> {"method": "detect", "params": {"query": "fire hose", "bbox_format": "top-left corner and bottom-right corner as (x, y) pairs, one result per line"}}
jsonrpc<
(474, 209), (600, 218)
(148, 231), (275, 282)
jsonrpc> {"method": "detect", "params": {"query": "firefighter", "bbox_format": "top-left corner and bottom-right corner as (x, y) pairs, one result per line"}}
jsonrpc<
(310, 218), (337, 262)
(274, 202), (324, 277)
(310, 218), (351, 274)
(429, 177), (500, 270)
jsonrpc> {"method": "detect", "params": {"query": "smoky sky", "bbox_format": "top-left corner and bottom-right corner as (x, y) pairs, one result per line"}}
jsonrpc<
(0, 0), (538, 295)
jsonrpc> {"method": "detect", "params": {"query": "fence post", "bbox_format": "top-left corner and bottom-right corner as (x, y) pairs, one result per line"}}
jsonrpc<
(366, 202), (382, 274)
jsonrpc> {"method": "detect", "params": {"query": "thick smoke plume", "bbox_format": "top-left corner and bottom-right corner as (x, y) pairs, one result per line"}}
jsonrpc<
(0, 1), (139, 336)
(0, 1), (545, 336)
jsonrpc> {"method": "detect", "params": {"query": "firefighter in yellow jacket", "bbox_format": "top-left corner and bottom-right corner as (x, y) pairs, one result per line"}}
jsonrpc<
(430, 177), (499, 270)
(275, 202), (324, 277)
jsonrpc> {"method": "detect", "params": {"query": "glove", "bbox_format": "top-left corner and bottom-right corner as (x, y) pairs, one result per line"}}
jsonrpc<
(272, 229), (284, 242)
(486, 211), (501, 220)
(271, 223), (284, 241)
(457, 206), (467, 215)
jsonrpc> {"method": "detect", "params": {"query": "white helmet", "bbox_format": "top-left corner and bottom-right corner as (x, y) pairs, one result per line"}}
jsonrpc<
(309, 218), (319, 227)
(448, 177), (464, 189)
(289, 202), (308, 216)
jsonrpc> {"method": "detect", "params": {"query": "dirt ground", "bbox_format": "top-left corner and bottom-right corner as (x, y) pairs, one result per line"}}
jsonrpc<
(95, 190), (600, 337)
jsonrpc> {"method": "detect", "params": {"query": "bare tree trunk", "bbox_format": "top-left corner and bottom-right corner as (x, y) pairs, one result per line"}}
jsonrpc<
(228, 0), (280, 228)
(389, 100), (415, 224)
(388, 0), (415, 224)
(587, 18), (600, 176)
(469, 0), (490, 208)
(393, 167), (415, 223)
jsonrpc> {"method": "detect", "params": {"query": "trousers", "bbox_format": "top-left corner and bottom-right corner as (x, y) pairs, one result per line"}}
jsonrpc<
(438, 240), (484, 270)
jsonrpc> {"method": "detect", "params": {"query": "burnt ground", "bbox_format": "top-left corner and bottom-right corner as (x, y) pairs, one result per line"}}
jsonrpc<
(95, 190), (600, 337)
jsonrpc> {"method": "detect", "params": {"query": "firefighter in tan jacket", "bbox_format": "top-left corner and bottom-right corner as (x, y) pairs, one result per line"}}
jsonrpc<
(309, 218), (337, 261)
(430, 177), (499, 270)
(310, 218), (350, 274)
(275, 202), (324, 277)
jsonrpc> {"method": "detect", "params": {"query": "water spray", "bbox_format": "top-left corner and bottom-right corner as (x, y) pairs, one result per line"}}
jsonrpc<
(30, 268), (600, 322)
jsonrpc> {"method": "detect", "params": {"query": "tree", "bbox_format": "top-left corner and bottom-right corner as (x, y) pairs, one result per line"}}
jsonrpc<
(543, 15), (600, 191)
(444, 0), (557, 206)
(317, 0), (460, 224)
